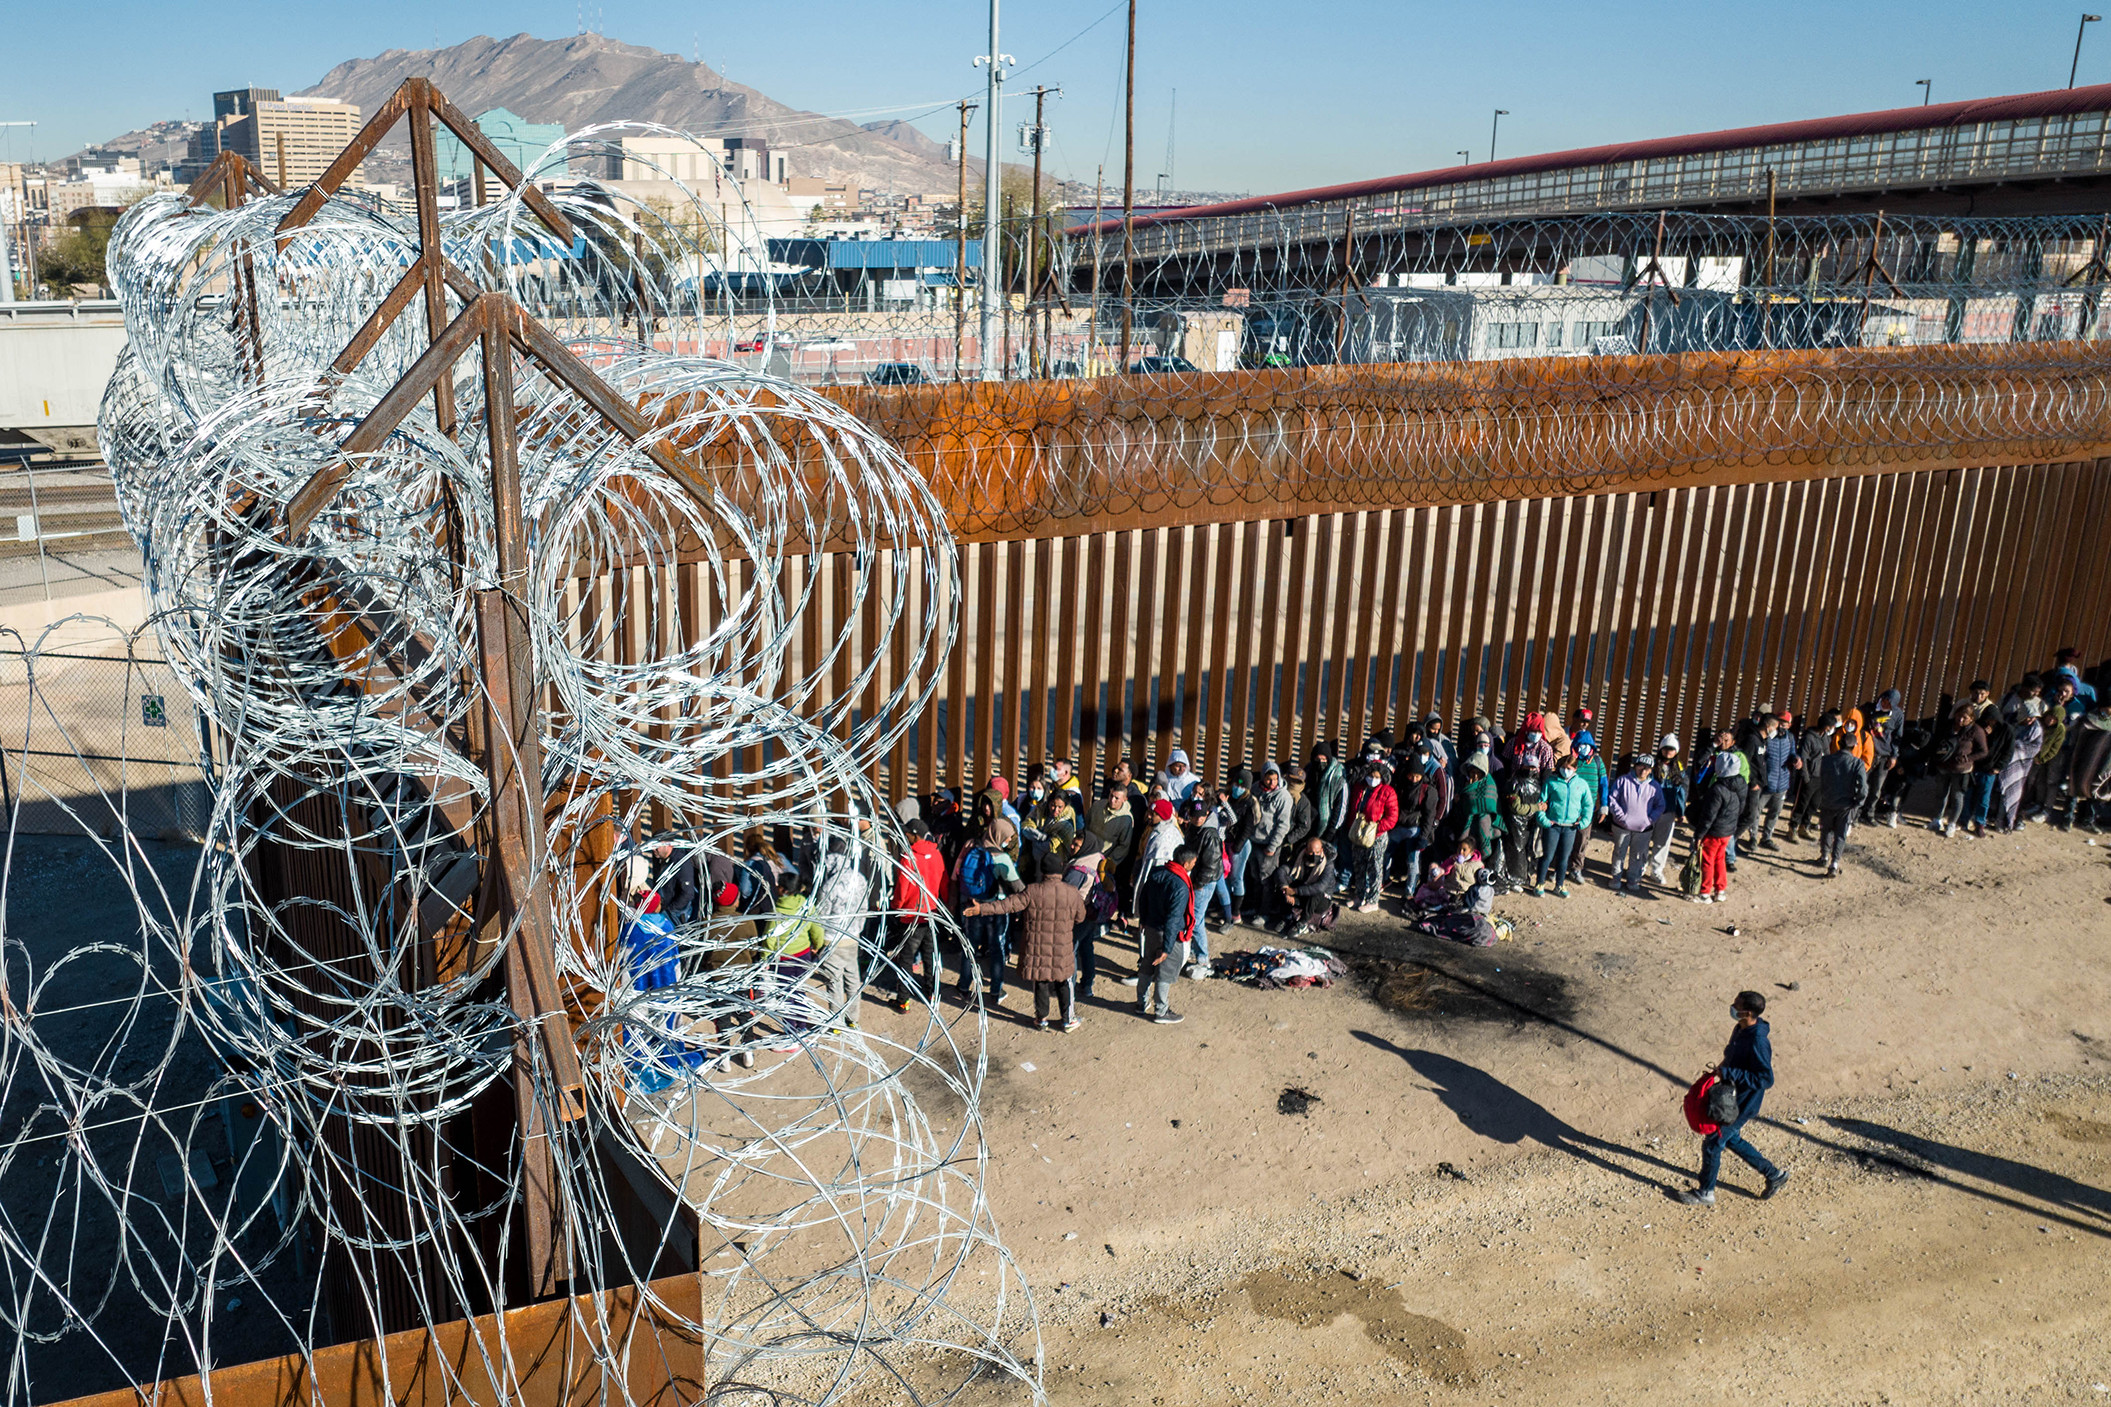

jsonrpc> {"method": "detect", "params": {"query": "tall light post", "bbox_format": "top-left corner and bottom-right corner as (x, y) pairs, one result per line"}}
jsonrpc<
(974, 4), (1014, 381)
(1490, 109), (1509, 164)
(1456, 150), (1472, 166)
(1916, 78), (1933, 105)
(2072, 13), (2101, 88)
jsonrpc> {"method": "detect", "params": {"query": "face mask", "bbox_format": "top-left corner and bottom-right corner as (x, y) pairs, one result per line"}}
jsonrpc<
(1232, 784), (1247, 796)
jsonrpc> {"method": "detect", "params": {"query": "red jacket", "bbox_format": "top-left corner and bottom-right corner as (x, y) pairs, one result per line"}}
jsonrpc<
(894, 839), (948, 919)
(1351, 782), (1400, 833)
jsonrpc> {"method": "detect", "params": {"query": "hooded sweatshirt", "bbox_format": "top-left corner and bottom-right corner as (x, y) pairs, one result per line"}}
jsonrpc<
(1156, 749), (1200, 803)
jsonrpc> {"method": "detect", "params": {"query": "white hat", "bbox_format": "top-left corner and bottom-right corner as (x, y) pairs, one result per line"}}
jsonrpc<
(1658, 733), (1681, 752)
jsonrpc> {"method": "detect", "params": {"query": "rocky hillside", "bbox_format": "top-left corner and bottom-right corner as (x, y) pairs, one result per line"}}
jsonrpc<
(299, 32), (970, 194)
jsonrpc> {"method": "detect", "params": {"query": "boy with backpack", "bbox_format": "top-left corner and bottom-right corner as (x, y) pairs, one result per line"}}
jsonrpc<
(1677, 990), (1790, 1206)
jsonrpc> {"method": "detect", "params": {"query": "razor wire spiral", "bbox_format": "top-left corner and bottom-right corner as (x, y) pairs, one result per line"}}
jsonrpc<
(0, 122), (1039, 1406)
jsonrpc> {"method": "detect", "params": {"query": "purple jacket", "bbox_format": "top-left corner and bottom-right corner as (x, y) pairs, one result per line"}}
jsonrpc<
(1606, 772), (1666, 833)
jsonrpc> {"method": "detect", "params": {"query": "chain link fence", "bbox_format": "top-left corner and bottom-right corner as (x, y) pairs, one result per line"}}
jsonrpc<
(0, 621), (213, 840)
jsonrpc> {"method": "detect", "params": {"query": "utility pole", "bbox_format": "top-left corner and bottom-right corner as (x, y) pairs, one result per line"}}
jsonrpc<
(953, 98), (978, 380)
(2073, 13), (2101, 87)
(1022, 85), (1059, 378)
(974, 2), (1014, 381)
(1916, 78), (1933, 105)
(1120, 0), (1137, 372)
(1490, 109), (1509, 164)
(1090, 165), (1104, 369)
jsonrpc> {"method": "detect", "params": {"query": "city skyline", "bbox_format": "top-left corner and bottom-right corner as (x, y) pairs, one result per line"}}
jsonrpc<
(6, 0), (2108, 198)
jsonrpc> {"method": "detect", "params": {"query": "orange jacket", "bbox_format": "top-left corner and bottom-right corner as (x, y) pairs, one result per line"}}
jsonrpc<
(1832, 706), (1876, 767)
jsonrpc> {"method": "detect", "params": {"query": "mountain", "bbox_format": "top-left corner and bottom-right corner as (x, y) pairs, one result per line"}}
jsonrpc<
(298, 33), (970, 195)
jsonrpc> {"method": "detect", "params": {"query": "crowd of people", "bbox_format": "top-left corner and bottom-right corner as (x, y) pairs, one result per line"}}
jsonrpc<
(617, 647), (2111, 1057)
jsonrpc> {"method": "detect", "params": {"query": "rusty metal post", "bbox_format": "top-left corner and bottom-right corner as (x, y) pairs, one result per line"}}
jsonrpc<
(405, 79), (458, 437)
(1120, 0), (1137, 371)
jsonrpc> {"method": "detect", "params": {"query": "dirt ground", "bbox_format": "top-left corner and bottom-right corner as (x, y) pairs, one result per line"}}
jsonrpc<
(902, 812), (2111, 1404)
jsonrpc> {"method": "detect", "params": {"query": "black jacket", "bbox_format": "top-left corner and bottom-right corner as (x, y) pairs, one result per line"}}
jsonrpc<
(1283, 843), (1338, 901)
(1191, 823), (1225, 890)
(1818, 751), (1869, 810)
(1136, 864), (1195, 937)
(1224, 790), (1258, 849)
(1690, 774), (1746, 839)
(1399, 779), (1443, 840)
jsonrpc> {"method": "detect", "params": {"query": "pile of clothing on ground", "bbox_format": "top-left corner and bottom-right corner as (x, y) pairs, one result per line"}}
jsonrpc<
(1211, 945), (1352, 989)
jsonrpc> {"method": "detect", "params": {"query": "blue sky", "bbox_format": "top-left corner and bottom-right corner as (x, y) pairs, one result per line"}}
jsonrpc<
(5, 0), (2105, 195)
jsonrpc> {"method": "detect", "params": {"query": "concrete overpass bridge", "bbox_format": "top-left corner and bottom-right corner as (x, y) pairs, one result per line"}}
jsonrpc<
(1074, 83), (2111, 290)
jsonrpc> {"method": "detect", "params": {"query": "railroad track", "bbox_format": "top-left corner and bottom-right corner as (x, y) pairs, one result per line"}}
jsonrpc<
(0, 463), (134, 560)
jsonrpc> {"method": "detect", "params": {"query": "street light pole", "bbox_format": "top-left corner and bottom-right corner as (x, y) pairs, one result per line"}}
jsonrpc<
(2073, 13), (2101, 88)
(974, 1), (1013, 381)
(1916, 78), (1933, 105)
(1490, 109), (1509, 164)
(1456, 150), (1471, 166)
(953, 97), (977, 380)
(1120, 0), (1137, 373)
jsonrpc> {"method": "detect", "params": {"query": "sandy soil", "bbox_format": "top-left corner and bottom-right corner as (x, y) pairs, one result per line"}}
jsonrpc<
(895, 810), (2111, 1404)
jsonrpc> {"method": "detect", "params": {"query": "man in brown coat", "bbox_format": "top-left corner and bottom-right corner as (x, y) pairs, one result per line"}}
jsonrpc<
(964, 843), (1089, 1031)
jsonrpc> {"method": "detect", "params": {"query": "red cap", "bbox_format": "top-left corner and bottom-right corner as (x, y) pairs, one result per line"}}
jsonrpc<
(991, 776), (1010, 798)
(1152, 798), (1176, 821)
(715, 880), (739, 909)
(1575, 706), (1594, 720)
(1776, 710), (1794, 724)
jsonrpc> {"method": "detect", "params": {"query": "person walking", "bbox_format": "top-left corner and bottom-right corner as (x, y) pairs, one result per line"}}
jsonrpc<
(1649, 735), (1688, 882)
(1346, 758), (1400, 911)
(1815, 726), (1869, 878)
(1607, 754), (1665, 893)
(1676, 991), (1789, 1207)
(1135, 845), (1197, 1024)
(1534, 753), (1591, 898)
(1689, 731), (1746, 904)
(963, 843), (1089, 1032)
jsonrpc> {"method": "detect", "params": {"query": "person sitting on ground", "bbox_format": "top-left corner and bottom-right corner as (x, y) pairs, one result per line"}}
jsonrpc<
(1411, 836), (1485, 913)
(1278, 833), (1339, 940)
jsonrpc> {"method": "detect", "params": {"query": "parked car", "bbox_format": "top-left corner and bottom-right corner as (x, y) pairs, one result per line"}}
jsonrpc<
(864, 362), (931, 386)
(1128, 355), (1199, 375)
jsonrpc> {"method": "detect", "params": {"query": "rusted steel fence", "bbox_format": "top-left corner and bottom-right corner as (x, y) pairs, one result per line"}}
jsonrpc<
(815, 341), (2111, 542)
(628, 451), (2110, 803)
